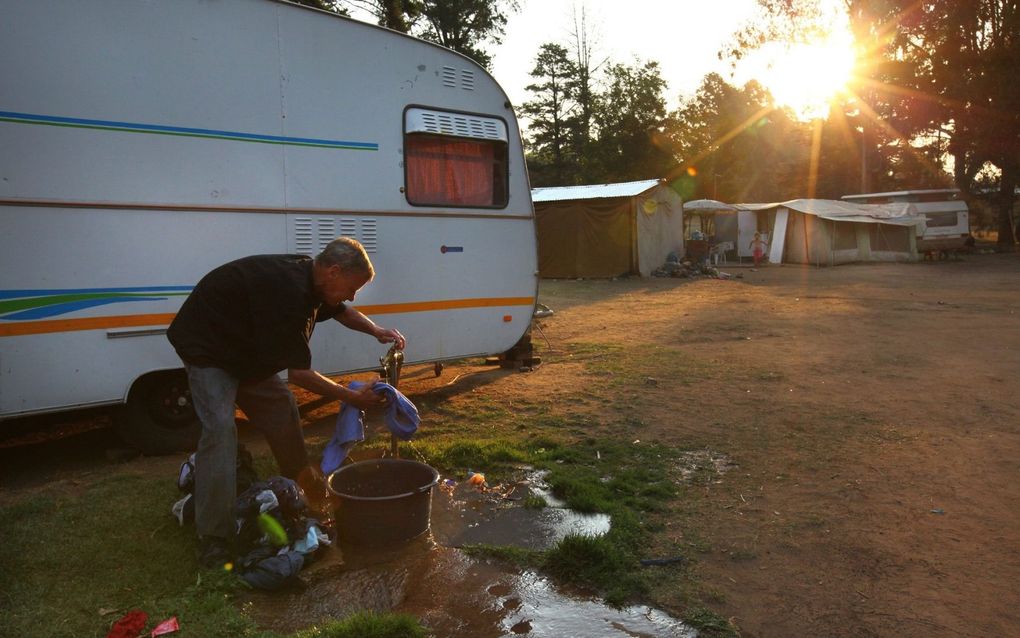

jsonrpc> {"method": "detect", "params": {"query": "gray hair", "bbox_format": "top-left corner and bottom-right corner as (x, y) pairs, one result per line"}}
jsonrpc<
(315, 237), (374, 278)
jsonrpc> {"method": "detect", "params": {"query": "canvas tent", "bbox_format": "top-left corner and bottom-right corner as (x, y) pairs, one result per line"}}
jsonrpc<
(682, 199), (761, 263)
(532, 179), (684, 278)
(734, 199), (925, 265)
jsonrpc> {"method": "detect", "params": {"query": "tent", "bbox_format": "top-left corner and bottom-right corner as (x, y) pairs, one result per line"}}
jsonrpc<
(532, 179), (684, 278)
(682, 199), (746, 263)
(734, 199), (925, 265)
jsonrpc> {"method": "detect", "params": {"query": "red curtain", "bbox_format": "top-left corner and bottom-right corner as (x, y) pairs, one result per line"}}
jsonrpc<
(406, 135), (495, 206)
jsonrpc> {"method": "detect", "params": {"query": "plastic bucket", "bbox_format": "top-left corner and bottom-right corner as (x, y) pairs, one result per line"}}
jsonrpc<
(327, 458), (440, 546)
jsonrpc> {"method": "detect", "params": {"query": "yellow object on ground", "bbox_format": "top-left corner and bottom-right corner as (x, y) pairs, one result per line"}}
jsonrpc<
(257, 512), (289, 547)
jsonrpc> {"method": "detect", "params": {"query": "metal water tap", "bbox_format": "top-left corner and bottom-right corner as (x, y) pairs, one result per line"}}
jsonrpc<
(379, 342), (404, 388)
(379, 343), (404, 457)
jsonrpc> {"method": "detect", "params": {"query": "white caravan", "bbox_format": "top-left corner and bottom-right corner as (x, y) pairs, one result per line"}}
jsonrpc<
(841, 189), (970, 253)
(0, 0), (537, 451)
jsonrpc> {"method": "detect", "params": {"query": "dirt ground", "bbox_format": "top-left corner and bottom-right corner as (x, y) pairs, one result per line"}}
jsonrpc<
(516, 254), (1020, 638)
(3, 253), (1019, 637)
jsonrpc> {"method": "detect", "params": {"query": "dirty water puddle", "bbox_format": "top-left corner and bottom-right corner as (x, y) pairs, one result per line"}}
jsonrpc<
(241, 469), (693, 637)
(430, 469), (612, 549)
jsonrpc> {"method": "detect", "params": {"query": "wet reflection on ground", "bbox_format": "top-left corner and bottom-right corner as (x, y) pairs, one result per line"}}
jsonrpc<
(241, 468), (693, 637)
(430, 469), (611, 550)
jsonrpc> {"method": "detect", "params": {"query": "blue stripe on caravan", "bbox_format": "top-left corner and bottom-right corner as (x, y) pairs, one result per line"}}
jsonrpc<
(0, 110), (379, 150)
(2, 297), (169, 320)
(0, 286), (193, 300)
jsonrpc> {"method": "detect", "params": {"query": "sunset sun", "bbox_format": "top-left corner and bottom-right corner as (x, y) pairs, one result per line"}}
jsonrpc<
(742, 30), (857, 120)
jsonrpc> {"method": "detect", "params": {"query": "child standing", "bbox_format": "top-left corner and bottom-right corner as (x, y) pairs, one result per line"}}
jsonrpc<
(749, 232), (766, 267)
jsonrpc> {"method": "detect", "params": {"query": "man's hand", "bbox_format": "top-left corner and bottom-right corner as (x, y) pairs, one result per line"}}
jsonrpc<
(344, 382), (386, 410)
(374, 327), (406, 350)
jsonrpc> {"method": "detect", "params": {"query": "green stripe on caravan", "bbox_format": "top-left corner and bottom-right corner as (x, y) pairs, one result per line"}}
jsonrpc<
(0, 110), (379, 151)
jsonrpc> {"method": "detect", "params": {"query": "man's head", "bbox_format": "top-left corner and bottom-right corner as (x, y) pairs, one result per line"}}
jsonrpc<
(313, 237), (374, 305)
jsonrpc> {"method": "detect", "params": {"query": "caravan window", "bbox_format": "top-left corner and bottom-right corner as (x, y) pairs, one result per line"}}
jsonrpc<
(404, 108), (508, 208)
(924, 211), (959, 228)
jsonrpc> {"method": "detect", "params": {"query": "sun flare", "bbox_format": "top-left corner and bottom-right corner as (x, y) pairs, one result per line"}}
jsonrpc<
(741, 30), (857, 120)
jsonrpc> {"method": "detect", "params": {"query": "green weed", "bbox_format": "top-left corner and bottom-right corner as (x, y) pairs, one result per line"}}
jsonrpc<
(461, 543), (543, 566)
(289, 612), (425, 638)
(682, 606), (740, 637)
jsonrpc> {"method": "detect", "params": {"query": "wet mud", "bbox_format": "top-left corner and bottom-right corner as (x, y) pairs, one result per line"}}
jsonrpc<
(242, 469), (693, 637)
(429, 469), (611, 550)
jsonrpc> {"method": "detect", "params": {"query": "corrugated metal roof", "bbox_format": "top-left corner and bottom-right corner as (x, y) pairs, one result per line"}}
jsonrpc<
(531, 179), (662, 202)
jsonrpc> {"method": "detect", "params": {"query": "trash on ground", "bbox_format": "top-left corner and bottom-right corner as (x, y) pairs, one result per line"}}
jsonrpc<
(105, 609), (147, 638)
(534, 303), (554, 318)
(150, 616), (180, 637)
(467, 471), (487, 487)
(651, 255), (743, 280)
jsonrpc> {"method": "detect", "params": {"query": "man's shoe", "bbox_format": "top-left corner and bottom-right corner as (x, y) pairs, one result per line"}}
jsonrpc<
(197, 535), (233, 569)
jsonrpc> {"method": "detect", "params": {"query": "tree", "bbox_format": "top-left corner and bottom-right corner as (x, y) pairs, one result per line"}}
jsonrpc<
(590, 60), (671, 182)
(335, 0), (516, 68)
(874, 0), (1020, 245)
(564, 7), (604, 181)
(414, 0), (519, 69)
(521, 43), (578, 186)
(665, 73), (805, 202)
(745, 0), (1020, 245)
(291, 0), (350, 15)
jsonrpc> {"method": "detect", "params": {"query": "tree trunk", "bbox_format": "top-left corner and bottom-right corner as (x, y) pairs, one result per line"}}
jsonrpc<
(996, 163), (1018, 248)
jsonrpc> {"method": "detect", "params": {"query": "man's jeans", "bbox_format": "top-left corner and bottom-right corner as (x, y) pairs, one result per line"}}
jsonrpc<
(185, 365), (308, 539)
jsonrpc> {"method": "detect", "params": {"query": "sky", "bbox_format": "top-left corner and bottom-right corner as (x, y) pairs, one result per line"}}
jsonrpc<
(344, 0), (767, 113)
(344, 1), (856, 125)
(489, 0), (763, 112)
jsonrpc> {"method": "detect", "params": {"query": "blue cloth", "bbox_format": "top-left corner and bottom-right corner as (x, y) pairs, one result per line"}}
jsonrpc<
(320, 381), (420, 474)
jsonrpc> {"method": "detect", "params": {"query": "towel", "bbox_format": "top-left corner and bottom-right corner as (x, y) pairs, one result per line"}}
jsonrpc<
(320, 381), (420, 474)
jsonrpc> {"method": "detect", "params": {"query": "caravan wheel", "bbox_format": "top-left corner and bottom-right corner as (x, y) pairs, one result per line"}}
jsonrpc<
(115, 370), (200, 455)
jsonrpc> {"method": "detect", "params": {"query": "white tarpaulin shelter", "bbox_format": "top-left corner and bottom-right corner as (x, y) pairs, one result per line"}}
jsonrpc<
(683, 199), (737, 212)
(734, 199), (925, 265)
(532, 179), (684, 277)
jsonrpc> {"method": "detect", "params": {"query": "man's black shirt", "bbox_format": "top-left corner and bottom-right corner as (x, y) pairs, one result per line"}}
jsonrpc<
(167, 255), (344, 381)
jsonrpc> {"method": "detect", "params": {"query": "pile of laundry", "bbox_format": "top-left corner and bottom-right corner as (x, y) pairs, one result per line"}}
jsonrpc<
(171, 448), (332, 591)
(651, 253), (740, 280)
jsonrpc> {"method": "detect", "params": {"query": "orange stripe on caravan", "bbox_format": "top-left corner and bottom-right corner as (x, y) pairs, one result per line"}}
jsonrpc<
(0, 313), (178, 337)
(0, 297), (536, 337)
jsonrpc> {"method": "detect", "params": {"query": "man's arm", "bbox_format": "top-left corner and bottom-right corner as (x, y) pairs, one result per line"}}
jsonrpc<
(334, 305), (406, 350)
(288, 368), (385, 409)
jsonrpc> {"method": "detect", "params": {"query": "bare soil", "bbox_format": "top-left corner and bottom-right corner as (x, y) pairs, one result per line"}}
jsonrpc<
(3, 253), (1018, 638)
(380, 252), (1020, 637)
(511, 254), (1020, 638)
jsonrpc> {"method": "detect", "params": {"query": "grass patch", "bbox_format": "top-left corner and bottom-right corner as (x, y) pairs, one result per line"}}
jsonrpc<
(0, 472), (265, 638)
(544, 533), (646, 607)
(290, 611), (425, 638)
(522, 495), (547, 509)
(460, 543), (543, 567)
(538, 439), (678, 514)
(682, 606), (740, 637)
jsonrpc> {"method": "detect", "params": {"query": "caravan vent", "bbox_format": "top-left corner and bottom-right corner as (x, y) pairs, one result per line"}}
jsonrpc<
(405, 107), (507, 142)
(460, 69), (475, 91)
(291, 216), (377, 255)
(441, 66), (457, 88)
(316, 217), (336, 249)
(339, 218), (357, 239)
(293, 217), (315, 255)
(338, 218), (377, 253)
(359, 218), (378, 252)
